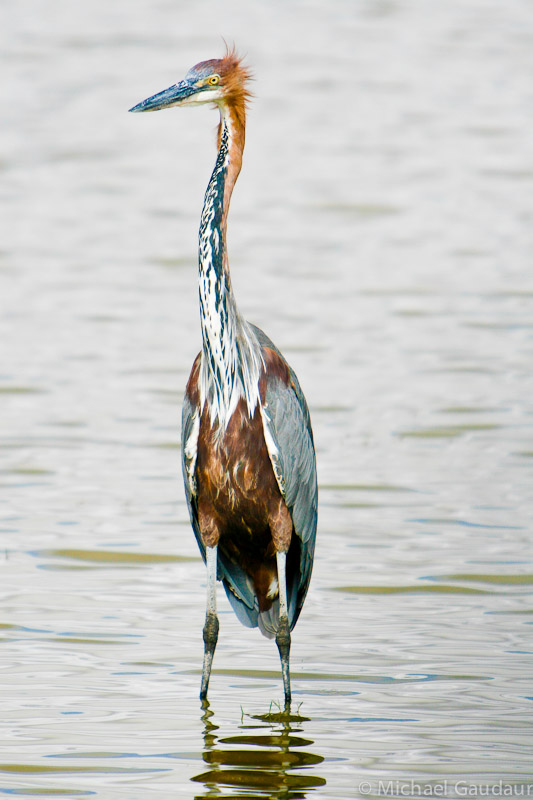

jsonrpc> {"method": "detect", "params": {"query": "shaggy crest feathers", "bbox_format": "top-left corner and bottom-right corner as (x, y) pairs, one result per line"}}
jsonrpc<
(213, 48), (253, 146)
(218, 46), (253, 104)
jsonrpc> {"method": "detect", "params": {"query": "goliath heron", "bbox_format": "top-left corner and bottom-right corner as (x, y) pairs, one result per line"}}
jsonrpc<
(130, 49), (317, 705)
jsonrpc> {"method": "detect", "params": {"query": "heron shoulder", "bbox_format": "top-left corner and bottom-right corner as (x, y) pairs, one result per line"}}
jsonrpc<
(185, 351), (202, 407)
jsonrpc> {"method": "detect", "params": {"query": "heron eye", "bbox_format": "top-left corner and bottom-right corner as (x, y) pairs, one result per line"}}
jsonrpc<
(208, 75), (220, 86)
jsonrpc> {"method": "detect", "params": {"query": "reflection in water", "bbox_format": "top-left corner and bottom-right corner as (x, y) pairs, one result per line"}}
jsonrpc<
(192, 701), (326, 799)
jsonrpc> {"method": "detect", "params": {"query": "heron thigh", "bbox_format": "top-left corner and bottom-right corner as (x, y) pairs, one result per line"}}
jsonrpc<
(268, 497), (293, 553)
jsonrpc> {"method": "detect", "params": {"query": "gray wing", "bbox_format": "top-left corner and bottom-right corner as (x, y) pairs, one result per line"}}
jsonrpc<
(252, 324), (318, 625)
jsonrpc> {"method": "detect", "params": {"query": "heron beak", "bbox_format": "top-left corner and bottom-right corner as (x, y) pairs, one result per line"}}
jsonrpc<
(129, 80), (198, 113)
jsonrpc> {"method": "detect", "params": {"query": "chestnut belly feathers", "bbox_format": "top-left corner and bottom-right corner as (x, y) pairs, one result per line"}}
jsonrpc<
(195, 398), (294, 619)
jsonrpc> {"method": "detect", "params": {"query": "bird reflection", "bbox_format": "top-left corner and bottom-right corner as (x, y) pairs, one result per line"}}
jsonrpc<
(192, 700), (326, 799)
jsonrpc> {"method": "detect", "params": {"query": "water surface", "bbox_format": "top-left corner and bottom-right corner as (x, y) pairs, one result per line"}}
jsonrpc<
(1, 0), (533, 797)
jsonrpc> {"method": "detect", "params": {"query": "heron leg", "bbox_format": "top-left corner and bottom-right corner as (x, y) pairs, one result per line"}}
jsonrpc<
(200, 545), (219, 700)
(275, 550), (291, 707)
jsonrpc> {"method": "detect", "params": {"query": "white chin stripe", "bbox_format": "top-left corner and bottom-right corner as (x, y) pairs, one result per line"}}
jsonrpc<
(183, 88), (224, 106)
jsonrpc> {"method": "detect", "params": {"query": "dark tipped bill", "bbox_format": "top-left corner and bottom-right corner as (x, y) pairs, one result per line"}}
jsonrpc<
(129, 80), (197, 113)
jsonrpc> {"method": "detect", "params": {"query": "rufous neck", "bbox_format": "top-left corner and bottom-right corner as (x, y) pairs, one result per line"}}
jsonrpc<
(217, 104), (245, 243)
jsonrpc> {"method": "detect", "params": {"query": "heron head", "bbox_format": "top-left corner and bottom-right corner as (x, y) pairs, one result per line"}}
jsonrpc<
(129, 49), (252, 114)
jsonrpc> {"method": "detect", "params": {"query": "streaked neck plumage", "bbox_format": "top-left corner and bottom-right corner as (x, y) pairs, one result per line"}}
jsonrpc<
(198, 105), (262, 430)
